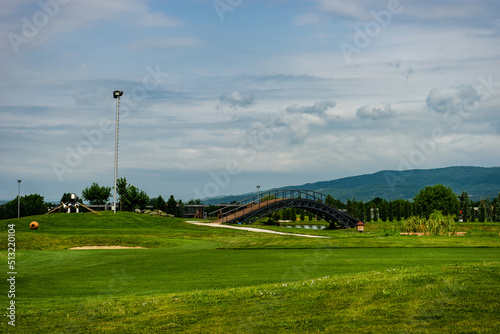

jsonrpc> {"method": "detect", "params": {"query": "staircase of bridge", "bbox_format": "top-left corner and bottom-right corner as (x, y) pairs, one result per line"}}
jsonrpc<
(208, 189), (363, 229)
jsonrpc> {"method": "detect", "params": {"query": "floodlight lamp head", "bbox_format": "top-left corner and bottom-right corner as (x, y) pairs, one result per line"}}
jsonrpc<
(113, 90), (123, 98)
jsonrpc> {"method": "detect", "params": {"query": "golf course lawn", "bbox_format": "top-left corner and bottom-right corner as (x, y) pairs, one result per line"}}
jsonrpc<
(1, 212), (499, 333)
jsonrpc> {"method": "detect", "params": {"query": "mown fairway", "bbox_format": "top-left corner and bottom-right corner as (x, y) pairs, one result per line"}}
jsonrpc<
(1, 212), (499, 333)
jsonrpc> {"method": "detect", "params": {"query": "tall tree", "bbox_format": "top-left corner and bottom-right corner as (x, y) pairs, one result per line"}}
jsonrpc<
(166, 195), (178, 216)
(378, 200), (388, 222)
(364, 204), (372, 222)
(458, 191), (471, 222)
(156, 195), (166, 211)
(356, 200), (366, 222)
(493, 193), (500, 222)
(392, 200), (404, 222)
(116, 177), (128, 211)
(470, 203), (476, 222)
(403, 201), (412, 219)
(81, 183), (111, 210)
(176, 199), (185, 218)
(325, 195), (345, 209)
(413, 184), (459, 218)
(346, 199), (353, 215)
(150, 196), (166, 211)
(387, 201), (394, 222)
(307, 211), (314, 222)
(484, 198), (493, 222)
(478, 200), (487, 222)
(122, 185), (149, 211)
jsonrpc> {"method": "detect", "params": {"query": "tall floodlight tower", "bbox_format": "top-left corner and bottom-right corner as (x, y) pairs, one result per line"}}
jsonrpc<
(113, 91), (123, 213)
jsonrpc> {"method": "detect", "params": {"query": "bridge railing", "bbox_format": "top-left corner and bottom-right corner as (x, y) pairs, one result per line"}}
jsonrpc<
(208, 189), (342, 223)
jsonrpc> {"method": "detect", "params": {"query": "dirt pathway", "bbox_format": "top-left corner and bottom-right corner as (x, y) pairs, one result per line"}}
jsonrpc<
(185, 221), (330, 238)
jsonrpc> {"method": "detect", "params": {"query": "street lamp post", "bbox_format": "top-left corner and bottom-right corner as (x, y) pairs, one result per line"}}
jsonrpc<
(17, 180), (21, 218)
(113, 91), (123, 214)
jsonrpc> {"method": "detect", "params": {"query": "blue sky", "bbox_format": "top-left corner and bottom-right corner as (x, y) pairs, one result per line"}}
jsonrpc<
(1, 0), (499, 202)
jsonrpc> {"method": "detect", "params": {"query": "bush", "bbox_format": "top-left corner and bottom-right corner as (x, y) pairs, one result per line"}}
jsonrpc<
(400, 210), (456, 235)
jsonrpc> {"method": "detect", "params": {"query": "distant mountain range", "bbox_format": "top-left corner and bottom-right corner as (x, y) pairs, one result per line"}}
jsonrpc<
(203, 166), (500, 204)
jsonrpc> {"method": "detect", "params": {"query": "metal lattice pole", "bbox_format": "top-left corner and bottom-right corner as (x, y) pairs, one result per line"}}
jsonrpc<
(113, 91), (123, 213)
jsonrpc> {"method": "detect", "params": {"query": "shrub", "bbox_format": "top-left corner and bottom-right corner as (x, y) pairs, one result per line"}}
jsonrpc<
(400, 210), (456, 235)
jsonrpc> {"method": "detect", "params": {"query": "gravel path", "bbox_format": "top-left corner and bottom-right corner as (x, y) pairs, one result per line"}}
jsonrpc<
(185, 221), (330, 238)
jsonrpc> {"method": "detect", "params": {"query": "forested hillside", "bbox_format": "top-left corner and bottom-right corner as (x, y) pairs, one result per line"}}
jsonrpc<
(205, 166), (500, 204)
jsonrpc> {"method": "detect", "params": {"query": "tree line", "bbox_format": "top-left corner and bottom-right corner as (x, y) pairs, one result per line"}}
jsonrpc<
(0, 194), (48, 220)
(1, 183), (499, 221)
(75, 178), (186, 217)
(0, 177), (186, 220)
(329, 185), (500, 223)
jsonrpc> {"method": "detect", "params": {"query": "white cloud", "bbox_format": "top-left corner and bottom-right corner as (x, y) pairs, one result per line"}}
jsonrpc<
(356, 103), (395, 120)
(285, 100), (336, 115)
(217, 91), (256, 109)
(61, 0), (181, 27)
(282, 100), (337, 145)
(315, 0), (490, 21)
(0, 0), (182, 53)
(426, 85), (481, 114)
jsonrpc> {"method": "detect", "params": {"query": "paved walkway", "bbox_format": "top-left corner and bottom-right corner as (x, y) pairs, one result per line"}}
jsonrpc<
(185, 221), (329, 238)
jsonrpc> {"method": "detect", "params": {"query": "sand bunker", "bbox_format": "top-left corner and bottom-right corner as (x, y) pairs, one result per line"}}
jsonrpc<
(69, 246), (145, 250)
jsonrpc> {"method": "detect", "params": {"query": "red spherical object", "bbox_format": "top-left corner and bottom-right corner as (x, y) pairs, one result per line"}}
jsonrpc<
(30, 221), (39, 230)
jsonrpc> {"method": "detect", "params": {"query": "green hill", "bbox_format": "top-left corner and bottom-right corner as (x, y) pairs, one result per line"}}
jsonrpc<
(205, 166), (500, 204)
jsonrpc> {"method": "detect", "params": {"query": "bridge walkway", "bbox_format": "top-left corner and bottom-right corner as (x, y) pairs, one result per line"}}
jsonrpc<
(208, 189), (362, 229)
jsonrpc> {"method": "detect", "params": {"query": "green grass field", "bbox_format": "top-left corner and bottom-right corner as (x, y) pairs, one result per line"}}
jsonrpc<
(1, 212), (499, 333)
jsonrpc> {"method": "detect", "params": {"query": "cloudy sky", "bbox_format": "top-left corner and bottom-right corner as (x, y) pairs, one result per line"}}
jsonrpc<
(1, 0), (499, 202)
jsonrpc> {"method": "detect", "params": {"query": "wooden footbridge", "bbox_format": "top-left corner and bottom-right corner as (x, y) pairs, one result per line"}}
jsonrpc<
(208, 189), (362, 229)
